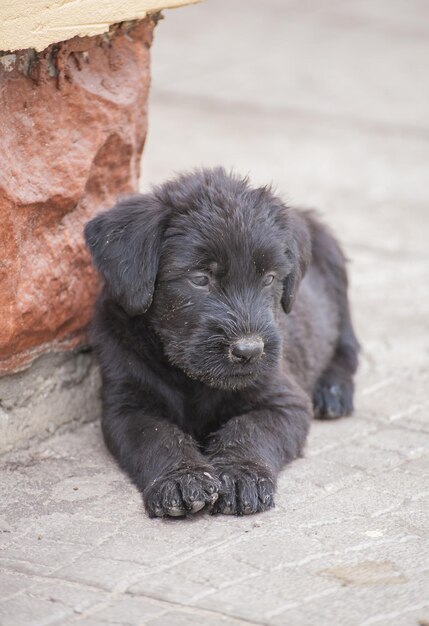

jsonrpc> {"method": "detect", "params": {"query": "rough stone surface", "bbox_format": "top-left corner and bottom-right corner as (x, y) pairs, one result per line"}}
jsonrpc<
(0, 18), (154, 375)
(1, 0), (429, 624)
(0, 350), (100, 453)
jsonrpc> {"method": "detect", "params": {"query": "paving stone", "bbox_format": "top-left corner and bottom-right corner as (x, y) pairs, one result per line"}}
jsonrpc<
(0, 570), (33, 601)
(86, 596), (168, 624)
(53, 555), (149, 593)
(129, 570), (215, 605)
(144, 610), (243, 626)
(0, 594), (75, 626)
(17, 578), (107, 616)
(149, 0), (429, 131)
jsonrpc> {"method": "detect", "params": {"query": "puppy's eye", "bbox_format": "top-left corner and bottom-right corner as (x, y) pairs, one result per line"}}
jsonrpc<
(189, 273), (210, 288)
(262, 273), (276, 286)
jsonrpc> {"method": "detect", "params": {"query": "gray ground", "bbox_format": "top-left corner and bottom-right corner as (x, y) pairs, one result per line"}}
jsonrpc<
(1, 1), (429, 624)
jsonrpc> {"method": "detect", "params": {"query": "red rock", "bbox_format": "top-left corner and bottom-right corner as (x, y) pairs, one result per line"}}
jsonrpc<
(0, 19), (155, 374)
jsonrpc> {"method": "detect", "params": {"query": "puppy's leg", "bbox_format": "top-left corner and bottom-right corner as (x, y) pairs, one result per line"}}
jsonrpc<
(313, 305), (359, 419)
(306, 211), (360, 419)
(205, 383), (311, 515)
(102, 384), (220, 518)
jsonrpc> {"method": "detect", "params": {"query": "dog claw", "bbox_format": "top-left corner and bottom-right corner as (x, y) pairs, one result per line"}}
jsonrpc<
(190, 500), (206, 513)
(167, 507), (186, 517)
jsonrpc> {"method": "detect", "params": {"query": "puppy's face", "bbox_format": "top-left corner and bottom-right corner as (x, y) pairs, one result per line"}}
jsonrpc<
(85, 169), (311, 390)
(151, 205), (290, 390)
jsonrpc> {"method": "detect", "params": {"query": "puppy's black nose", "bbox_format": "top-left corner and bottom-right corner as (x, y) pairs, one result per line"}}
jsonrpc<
(230, 337), (264, 363)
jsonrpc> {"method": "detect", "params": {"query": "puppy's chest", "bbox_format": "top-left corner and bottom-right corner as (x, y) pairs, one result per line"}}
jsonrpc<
(179, 390), (248, 442)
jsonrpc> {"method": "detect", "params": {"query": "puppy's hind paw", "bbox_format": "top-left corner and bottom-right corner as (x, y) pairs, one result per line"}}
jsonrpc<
(144, 467), (220, 518)
(313, 381), (354, 419)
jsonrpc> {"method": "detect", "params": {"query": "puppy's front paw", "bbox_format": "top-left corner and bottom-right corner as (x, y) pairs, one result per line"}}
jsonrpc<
(313, 380), (354, 419)
(212, 461), (275, 516)
(144, 467), (220, 518)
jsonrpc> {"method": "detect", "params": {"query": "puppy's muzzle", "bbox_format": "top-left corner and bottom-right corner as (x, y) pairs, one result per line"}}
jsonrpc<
(229, 336), (264, 364)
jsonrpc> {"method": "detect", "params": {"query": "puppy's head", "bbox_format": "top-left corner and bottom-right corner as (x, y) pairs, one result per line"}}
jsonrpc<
(85, 168), (311, 390)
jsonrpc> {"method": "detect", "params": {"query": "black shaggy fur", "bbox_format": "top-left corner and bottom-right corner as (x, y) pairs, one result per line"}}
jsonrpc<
(84, 168), (359, 518)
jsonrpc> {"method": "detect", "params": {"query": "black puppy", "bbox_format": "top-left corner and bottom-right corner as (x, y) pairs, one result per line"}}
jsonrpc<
(85, 168), (359, 517)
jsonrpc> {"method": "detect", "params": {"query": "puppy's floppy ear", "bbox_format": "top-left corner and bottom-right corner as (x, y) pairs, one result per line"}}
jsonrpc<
(84, 194), (168, 316)
(281, 209), (312, 314)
